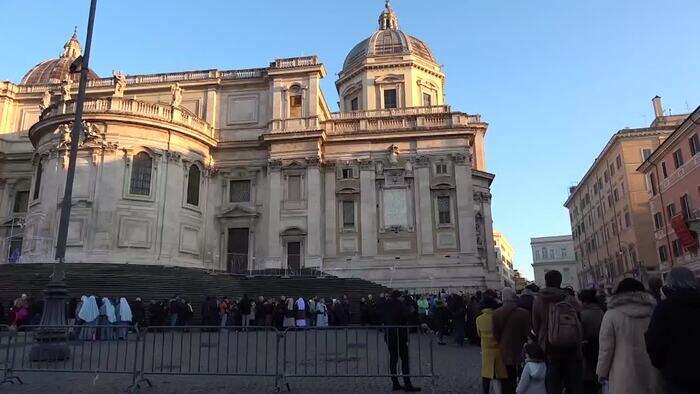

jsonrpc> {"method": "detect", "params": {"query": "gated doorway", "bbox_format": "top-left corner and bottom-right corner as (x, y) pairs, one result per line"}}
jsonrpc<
(227, 228), (248, 274)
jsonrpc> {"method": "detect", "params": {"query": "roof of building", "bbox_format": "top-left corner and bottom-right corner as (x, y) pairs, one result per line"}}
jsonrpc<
(20, 31), (99, 85)
(341, 1), (436, 73)
(638, 105), (700, 173)
(530, 235), (573, 244)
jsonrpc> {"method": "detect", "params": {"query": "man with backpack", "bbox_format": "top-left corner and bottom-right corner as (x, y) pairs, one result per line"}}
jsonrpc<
(532, 270), (583, 394)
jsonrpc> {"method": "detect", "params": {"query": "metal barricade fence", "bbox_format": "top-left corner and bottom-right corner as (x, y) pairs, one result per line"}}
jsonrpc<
(1, 324), (437, 391)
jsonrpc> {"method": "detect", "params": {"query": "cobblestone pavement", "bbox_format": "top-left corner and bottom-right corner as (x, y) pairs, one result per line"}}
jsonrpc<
(1, 331), (483, 393)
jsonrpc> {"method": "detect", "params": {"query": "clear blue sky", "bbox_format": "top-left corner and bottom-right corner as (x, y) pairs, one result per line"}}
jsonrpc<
(3, 1), (700, 279)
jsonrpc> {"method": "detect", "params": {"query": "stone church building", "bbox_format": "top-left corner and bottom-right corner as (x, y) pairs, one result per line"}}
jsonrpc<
(0, 3), (498, 291)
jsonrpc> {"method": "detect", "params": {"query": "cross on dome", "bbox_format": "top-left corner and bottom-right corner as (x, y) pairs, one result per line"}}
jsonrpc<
(61, 27), (82, 59)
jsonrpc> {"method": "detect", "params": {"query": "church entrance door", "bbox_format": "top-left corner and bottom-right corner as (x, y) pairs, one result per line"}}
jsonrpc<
(287, 241), (301, 272)
(227, 228), (249, 274)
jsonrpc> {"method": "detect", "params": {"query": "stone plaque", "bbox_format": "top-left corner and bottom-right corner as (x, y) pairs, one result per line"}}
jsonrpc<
(383, 188), (408, 227)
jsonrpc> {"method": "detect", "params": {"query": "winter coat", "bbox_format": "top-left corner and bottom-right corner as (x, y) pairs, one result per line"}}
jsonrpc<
(515, 360), (547, 394)
(492, 303), (530, 366)
(579, 302), (604, 382)
(475, 308), (507, 379)
(596, 291), (662, 394)
(645, 288), (700, 391)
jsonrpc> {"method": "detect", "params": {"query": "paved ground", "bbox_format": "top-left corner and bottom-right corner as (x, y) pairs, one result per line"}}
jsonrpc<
(1, 328), (483, 393)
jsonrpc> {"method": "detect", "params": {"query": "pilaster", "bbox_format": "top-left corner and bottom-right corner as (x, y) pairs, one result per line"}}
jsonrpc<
(414, 156), (433, 254)
(454, 153), (476, 254)
(265, 160), (283, 267)
(305, 159), (322, 267)
(359, 160), (377, 256)
(324, 163), (337, 256)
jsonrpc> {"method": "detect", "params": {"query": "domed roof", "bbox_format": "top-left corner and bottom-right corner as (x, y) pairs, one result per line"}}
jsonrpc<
(21, 31), (99, 85)
(341, 1), (437, 72)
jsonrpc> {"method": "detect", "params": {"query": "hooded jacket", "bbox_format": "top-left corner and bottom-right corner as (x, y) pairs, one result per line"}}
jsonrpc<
(645, 287), (700, 390)
(516, 360), (546, 394)
(596, 291), (662, 394)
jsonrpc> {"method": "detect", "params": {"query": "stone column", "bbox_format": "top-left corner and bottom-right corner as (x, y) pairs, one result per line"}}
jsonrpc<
(305, 158), (322, 267)
(480, 191), (500, 287)
(454, 153), (476, 254)
(265, 160), (283, 268)
(324, 164), (337, 256)
(414, 156), (433, 255)
(359, 160), (377, 257)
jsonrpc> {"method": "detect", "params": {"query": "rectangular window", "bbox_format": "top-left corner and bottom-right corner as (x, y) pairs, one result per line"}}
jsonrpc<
(287, 175), (302, 201)
(289, 95), (302, 118)
(383, 89), (397, 109)
(341, 168), (353, 179)
(607, 194), (613, 208)
(436, 163), (448, 175)
(672, 239), (683, 257)
(350, 97), (359, 111)
(613, 188), (619, 202)
(616, 154), (622, 169)
(13, 190), (29, 214)
(654, 212), (664, 230)
(229, 180), (251, 203)
(661, 161), (668, 178)
(658, 245), (668, 262)
(650, 173), (658, 196)
(681, 194), (692, 220)
(624, 211), (631, 228)
(437, 196), (451, 224)
(673, 148), (684, 169)
(690, 133), (699, 157)
(342, 200), (355, 228)
(422, 93), (432, 106)
(642, 148), (653, 160)
(609, 163), (615, 176)
(667, 203), (676, 218)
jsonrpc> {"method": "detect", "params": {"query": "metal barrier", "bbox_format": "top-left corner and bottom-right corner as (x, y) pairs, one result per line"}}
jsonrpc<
(1, 324), (436, 392)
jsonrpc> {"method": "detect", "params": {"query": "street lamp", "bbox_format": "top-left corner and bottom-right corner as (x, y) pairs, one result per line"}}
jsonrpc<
(30, 0), (98, 362)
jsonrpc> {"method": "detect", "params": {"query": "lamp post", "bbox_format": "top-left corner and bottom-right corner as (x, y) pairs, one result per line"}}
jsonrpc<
(30, 0), (98, 362)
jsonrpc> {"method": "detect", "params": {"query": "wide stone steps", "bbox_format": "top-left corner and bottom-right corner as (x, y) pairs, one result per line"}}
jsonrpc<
(0, 263), (391, 323)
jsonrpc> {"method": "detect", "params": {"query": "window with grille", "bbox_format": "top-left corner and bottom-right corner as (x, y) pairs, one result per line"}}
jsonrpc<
(383, 89), (397, 109)
(186, 165), (200, 206)
(287, 175), (302, 201)
(229, 180), (251, 203)
(129, 152), (152, 196)
(658, 245), (668, 262)
(667, 203), (676, 218)
(672, 239), (683, 257)
(342, 200), (355, 228)
(437, 196), (451, 224)
(436, 163), (448, 175)
(341, 168), (353, 179)
(33, 161), (43, 200)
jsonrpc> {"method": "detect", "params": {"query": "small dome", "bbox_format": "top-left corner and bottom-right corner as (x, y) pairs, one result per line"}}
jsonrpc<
(341, 1), (437, 73)
(21, 31), (99, 85)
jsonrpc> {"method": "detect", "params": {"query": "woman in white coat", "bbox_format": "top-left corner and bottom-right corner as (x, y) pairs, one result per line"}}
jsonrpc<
(99, 297), (117, 340)
(596, 278), (663, 394)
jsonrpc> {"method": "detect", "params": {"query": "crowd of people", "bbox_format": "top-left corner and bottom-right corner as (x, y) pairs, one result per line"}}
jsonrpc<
(3, 266), (699, 393)
(463, 266), (700, 394)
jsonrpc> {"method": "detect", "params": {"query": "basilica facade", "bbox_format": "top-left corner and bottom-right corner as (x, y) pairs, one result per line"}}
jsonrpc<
(0, 3), (498, 291)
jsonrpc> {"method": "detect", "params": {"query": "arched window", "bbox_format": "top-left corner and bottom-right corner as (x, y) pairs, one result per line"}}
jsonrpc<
(289, 85), (302, 118)
(186, 164), (200, 206)
(32, 160), (43, 200)
(130, 152), (152, 196)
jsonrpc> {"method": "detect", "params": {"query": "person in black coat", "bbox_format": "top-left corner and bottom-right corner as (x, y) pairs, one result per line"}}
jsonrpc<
(384, 290), (421, 392)
(131, 297), (146, 328)
(645, 267), (700, 394)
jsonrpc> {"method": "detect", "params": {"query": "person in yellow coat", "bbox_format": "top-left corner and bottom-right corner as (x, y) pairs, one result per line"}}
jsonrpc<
(476, 294), (508, 394)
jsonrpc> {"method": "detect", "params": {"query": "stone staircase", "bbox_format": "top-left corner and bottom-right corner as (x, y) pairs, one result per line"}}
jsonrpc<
(0, 263), (391, 322)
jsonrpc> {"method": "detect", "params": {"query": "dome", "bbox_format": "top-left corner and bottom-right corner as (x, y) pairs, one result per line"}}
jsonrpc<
(341, 1), (437, 72)
(21, 31), (99, 85)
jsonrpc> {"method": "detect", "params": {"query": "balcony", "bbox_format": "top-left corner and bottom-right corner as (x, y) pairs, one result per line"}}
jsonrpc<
(325, 105), (483, 135)
(35, 96), (215, 140)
